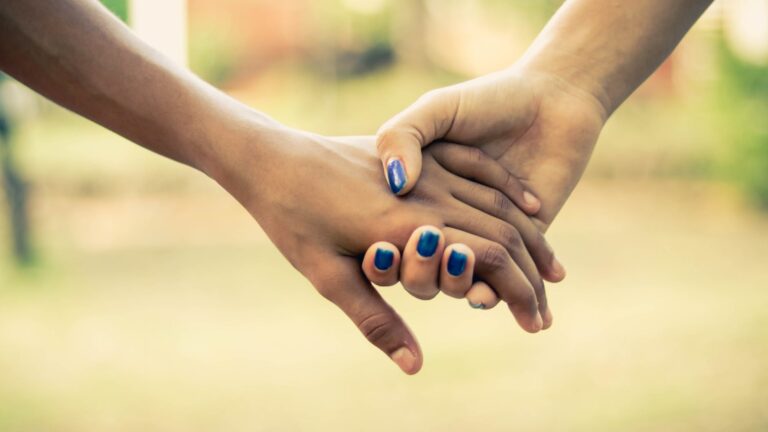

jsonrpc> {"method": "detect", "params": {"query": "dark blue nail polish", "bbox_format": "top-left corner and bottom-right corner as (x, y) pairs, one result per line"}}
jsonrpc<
(374, 249), (394, 271)
(387, 159), (407, 194)
(416, 230), (439, 257)
(447, 250), (467, 276)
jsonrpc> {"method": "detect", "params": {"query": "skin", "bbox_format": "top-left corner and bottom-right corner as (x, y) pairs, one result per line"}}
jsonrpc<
(208, 131), (561, 374)
(362, 142), (568, 311)
(377, 0), (715, 234)
(0, 0), (565, 374)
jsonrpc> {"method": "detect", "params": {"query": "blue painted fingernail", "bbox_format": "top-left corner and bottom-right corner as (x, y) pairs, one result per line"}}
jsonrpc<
(387, 158), (407, 194)
(469, 302), (486, 310)
(374, 249), (394, 271)
(447, 250), (467, 276)
(416, 230), (440, 257)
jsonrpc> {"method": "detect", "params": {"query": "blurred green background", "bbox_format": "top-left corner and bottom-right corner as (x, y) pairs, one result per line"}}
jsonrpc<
(1, 0), (767, 431)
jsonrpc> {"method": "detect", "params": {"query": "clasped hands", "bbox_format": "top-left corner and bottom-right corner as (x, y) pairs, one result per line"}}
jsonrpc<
(0, 0), (712, 377)
(209, 65), (607, 375)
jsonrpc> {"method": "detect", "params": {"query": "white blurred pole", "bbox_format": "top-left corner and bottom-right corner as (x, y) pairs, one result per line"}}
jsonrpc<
(129, 0), (188, 67)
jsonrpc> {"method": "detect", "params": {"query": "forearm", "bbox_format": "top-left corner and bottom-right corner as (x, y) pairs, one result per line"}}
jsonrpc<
(520, 0), (713, 116)
(0, 0), (277, 176)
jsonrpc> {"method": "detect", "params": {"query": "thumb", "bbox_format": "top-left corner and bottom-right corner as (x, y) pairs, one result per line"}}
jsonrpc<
(377, 88), (459, 195)
(311, 257), (423, 375)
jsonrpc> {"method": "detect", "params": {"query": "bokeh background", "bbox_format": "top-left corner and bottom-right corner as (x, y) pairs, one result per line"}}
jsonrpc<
(1, 0), (767, 430)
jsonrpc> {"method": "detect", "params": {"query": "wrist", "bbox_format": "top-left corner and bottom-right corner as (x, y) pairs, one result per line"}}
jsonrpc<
(195, 103), (309, 223)
(515, 49), (611, 124)
(515, 0), (713, 119)
(192, 100), (287, 185)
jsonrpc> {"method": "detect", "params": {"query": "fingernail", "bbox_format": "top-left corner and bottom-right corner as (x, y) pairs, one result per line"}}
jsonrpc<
(416, 230), (440, 257)
(374, 249), (394, 271)
(523, 191), (540, 208)
(446, 250), (467, 276)
(551, 256), (566, 279)
(386, 158), (407, 194)
(390, 347), (418, 374)
(534, 313), (544, 332)
(469, 301), (486, 310)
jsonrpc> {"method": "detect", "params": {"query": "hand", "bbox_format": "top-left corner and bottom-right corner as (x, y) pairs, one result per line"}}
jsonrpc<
(359, 140), (571, 310)
(209, 119), (560, 374)
(376, 64), (608, 231)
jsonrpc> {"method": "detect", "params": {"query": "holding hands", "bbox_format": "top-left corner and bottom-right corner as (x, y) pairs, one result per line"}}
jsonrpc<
(213, 125), (560, 373)
(1, 0), (714, 374)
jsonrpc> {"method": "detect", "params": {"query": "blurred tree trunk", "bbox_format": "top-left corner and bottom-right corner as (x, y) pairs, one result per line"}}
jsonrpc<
(0, 78), (33, 266)
(391, 0), (429, 67)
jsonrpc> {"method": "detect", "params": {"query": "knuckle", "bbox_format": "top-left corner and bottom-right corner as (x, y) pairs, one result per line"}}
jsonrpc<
(419, 88), (445, 105)
(508, 227), (524, 249)
(465, 147), (486, 165)
(376, 128), (400, 153)
(497, 225), (523, 252)
(479, 244), (510, 271)
(357, 312), (397, 346)
(504, 171), (522, 192)
(492, 190), (513, 213)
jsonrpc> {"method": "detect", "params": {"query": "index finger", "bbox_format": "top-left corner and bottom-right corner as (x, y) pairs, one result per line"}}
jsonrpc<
(309, 256), (424, 374)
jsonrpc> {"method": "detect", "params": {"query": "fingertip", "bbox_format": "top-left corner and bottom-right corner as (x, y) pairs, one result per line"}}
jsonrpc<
(401, 225), (444, 300)
(543, 256), (567, 283)
(362, 242), (401, 286)
(377, 127), (423, 196)
(522, 190), (541, 214)
(445, 243), (472, 277)
(373, 246), (397, 272)
(465, 281), (499, 310)
(414, 225), (443, 259)
(439, 243), (474, 298)
(552, 256), (566, 279)
(509, 303), (544, 333)
(390, 346), (423, 375)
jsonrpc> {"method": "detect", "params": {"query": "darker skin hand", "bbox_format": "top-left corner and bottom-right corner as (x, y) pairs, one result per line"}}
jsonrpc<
(0, 0), (562, 375)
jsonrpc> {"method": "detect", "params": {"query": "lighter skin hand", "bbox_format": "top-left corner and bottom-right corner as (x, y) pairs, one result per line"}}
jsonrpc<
(377, 66), (607, 231)
(376, 0), (714, 228)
